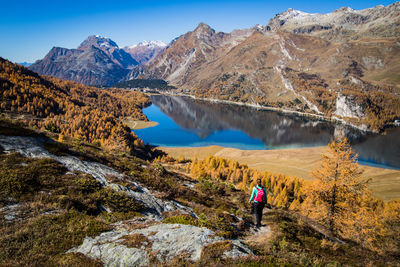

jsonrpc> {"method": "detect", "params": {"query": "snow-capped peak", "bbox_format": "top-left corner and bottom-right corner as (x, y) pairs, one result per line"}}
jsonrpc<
(128, 40), (167, 49)
(282, 8), (314, 19)
(253, 24), (264, 30)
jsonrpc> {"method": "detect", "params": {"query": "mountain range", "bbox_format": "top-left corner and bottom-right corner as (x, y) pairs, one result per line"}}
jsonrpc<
(29, 36), (166, 86)
(29, 2), (400, 130)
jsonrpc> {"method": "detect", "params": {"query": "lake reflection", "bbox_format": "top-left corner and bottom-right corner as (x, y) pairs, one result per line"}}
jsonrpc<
(134, 95), (400, 169)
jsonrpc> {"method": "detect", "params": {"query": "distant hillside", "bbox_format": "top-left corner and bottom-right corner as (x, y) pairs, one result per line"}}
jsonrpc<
(27, 3), (400, 131)
(113, 79), (176, 90)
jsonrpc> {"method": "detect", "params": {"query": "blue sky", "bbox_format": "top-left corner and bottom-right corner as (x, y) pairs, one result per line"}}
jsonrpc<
(1, 0), (396, 63)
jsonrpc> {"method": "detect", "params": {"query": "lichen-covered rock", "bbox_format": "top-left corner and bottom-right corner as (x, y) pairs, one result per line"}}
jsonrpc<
(69, 223), (252, 266)
(70, 233), (149, 267)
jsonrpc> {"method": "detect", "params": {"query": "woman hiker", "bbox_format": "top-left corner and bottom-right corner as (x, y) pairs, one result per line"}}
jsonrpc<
(249, 178), (267, 228)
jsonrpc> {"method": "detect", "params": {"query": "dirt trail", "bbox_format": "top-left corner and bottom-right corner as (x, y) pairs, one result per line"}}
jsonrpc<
(245, 208), (345, 248)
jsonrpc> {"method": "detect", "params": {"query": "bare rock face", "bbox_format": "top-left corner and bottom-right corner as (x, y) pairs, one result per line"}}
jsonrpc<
(68, 223), (253, 266)
(334, 93), (365, 118)
(29, 35), (138, 86)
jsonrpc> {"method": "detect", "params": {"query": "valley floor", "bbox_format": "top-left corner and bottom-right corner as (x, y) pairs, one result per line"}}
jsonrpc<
(161, 145), (400, 201)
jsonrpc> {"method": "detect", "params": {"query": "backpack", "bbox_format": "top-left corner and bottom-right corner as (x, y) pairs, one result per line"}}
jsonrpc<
(254, 187), (265, 202)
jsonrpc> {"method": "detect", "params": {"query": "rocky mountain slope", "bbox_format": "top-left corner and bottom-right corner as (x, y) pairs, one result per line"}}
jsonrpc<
(30, 35), (137, 86)
(29, 37), (167, 86)
(133, 2), (400, 131)
(266, 4), (400, 40)
(123, 40), (167, 65)
(128, 23), (257, 83)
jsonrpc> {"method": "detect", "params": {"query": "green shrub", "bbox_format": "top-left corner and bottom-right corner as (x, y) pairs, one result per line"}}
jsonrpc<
(0, 154), (66, 203)
(163, 215), (199, 226)
(54, 253), (103, 267)
(74, 176), (102, 194)
(98, 211), (142, 223)
(201, 241), (232, 261)
(93, 188), (144, 213)
(0, 211), (110, 266)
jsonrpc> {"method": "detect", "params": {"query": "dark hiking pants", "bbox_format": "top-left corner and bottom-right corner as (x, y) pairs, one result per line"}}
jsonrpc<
(252, 202), (265, 227)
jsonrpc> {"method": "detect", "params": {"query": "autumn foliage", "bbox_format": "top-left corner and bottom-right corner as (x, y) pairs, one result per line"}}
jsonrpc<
(170, 155), (305, 209)
(168, 138), (400, 255)
(301, 138), (400, 253)
(0, 57), (150, 152)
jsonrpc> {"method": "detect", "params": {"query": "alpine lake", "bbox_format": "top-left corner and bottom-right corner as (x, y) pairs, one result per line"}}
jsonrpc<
(134, 94), (400, 170)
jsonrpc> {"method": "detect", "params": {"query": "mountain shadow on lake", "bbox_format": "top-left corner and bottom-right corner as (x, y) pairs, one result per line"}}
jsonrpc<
(137, 95), (400, 169)
(150, 94), (337, 147)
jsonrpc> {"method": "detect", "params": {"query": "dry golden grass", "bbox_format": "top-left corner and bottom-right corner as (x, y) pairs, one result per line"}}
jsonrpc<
(161, 146), (400, 201)
(123, 118), (159, 130)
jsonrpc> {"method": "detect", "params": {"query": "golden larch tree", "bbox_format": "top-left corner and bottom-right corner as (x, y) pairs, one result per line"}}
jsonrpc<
(305, 137), (369, 235)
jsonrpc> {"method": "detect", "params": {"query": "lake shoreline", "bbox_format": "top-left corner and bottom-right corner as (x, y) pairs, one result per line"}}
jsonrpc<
(160, 145), (400, 201)
(148, 91), (373, 133)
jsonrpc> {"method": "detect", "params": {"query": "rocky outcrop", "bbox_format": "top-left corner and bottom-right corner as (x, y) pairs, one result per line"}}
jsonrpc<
(69, 223), (252, 266)
(334, 93), (365, 118)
